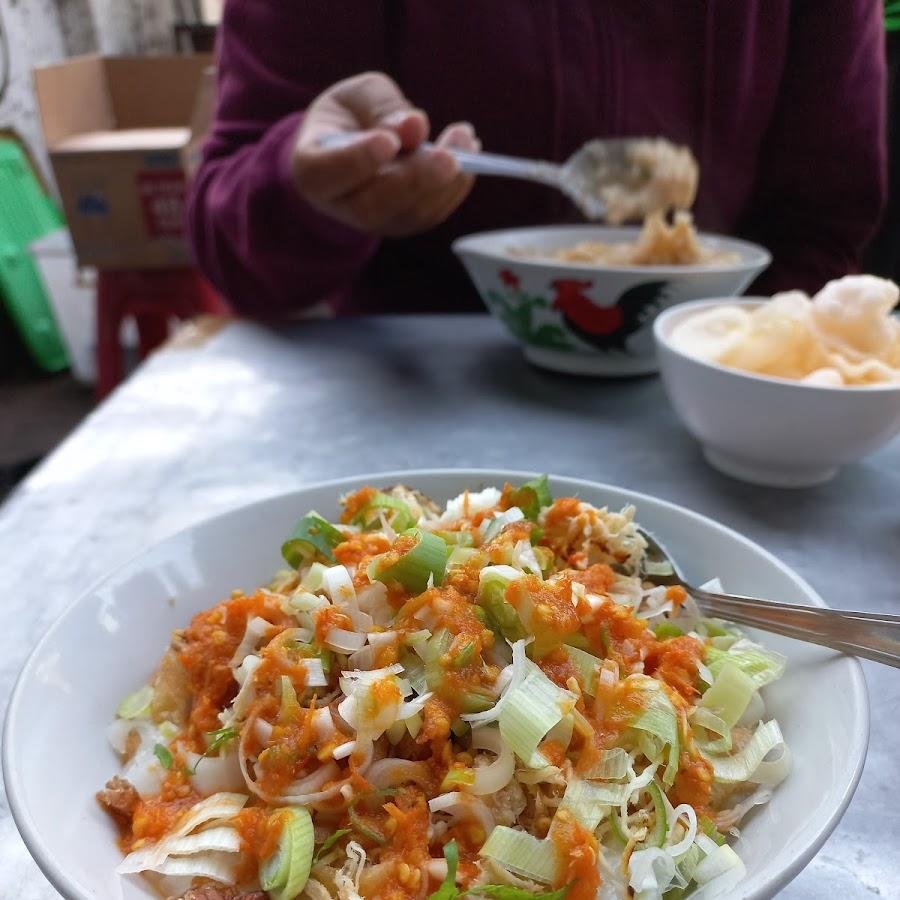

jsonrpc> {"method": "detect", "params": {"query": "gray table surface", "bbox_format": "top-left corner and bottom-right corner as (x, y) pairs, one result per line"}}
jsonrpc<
(1, 314), (898, 899)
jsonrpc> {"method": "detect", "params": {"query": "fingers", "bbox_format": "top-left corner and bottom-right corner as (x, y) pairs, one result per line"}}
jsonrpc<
(338, 148), (459, 233)
(340, 137), (476, 237)
(294, 74), (481, 236)
(294, 71), (433, 204)
(380, 108), (429, 151)
(332, 72), (429, 150)
(294, 130), (401, 204)
(436, 121), (480, 153)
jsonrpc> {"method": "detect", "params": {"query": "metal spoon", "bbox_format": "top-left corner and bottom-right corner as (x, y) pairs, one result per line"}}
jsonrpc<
(318, 134), (679, 221)
(639, 527), (900, 668)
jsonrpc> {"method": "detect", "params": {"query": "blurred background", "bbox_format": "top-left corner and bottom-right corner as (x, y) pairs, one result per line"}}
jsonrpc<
(0, 0), (220, 499)
(0, 0), (898, 501)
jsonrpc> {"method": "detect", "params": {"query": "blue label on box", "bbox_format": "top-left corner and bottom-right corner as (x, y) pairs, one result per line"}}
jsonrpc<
(76, 192), (109, 216)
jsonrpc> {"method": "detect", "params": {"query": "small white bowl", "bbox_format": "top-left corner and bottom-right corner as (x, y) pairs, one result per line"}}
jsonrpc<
(453, 225), (770, 376)
(654, 298), (900, 487)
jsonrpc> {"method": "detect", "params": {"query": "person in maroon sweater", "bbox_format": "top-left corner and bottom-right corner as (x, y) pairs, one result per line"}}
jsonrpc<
(188, 1), (887, 318)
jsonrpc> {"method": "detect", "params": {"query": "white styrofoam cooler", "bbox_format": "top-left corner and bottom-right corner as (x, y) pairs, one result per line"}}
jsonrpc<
(29, 229), (97, 384)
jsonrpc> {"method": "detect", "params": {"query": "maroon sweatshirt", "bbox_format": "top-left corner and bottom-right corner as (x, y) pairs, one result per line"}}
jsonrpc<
(188, 1), (887, 318)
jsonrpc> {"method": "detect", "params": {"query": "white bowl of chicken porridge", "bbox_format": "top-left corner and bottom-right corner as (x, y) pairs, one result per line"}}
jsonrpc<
(453, 215), (770, 376)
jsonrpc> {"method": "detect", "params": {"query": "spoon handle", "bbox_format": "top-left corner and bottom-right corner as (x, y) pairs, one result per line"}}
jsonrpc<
(693, 587), (900, 668)
(317, 133), (562, 183)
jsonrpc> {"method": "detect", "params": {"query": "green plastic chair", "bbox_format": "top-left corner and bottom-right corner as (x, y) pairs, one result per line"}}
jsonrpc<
(0, 139), (68, 371)
(888, 0), (900, 32)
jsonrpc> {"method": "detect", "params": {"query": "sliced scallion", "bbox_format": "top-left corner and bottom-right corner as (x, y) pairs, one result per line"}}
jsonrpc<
(278, 675), (301, 724)
(472, 886), (570, 900)
(609, 806), (628, 848)
(153, 743), (173, 770)
(699, 661), (756, 730)
(429, 840), (461, 900)
(347, 804), (387, 845)
(460, 690), (496, 714)
(116, 685), (153, 719)
(312, 827), (351, 865)
(369, 528), (450, 594)
(563, 645), (601, 696)
(259, 806), (314, 900)
(354, 492), (415, 531)
(447, 546), (482, 568)
(478, 566), (527, 642)
(478, 826), (558, 884)
(642, 782), (668, 848)
(192, 726), (238, 773)
(631, 681), (680, 786)
(506, 475), (553, 521)
(282, 512), (344, 567)
(435, 530), (476, 547)
(450, 640), (477, 670)
(653, 621), (684, 640)
(558, 778), (630, 831)
(481, 507), (525, 543)
(704, 719), (786, 784)
(440, 767), (476, 792)
(705, 642), (787, 688)
(499, 668), (576, 765)
(580, 747), (629, 780)
(422, 628), (453, 690)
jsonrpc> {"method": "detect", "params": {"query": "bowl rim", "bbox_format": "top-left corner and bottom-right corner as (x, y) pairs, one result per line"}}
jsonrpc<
(2, 468), (870, 900)
(654, 297), (900, 394)
(451, 224), (772, 275)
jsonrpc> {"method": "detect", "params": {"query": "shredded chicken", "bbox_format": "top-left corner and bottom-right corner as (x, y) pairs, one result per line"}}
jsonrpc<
(151, 647), (192, 725)
(95, 776), (140, 824)
(170, 887), (266, 900)
(122, 728), (141, 764)
(479, 764), (527, 826)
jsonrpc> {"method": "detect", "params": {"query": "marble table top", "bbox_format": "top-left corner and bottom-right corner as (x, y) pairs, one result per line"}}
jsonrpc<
(1, 314), (897, 898)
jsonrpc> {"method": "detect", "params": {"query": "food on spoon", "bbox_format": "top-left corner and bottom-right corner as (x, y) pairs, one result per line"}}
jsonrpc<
(671, 274), (900, 385)
(597, 138), (699, 225)
(518, 138), (729, 267)
(99, 479), (790, 899)
(560, 138), (699, 224)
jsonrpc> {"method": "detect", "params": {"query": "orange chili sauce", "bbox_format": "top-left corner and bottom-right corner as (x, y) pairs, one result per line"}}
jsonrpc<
(341, 486), (378, 523)
(537, 646), (581, 690)
(127, 770), (200, 850)
(313, 605), (353, 644)
(360, 789), (432, 900)
(178, 590), (292, 739)
(581, 596), (654, 668)
(670, 751), (714, 810)
(571, 563), (617, 594)
(551, 809), (601, 900)
(233, 807), (288, 881)
(644, 635), (705, 702)
(335, 531), (392, 570)
(506, 575), (580, 655)
(135, 489), (716, 892)
(255, 700), (320, 795)
(575, 677), (649, 774)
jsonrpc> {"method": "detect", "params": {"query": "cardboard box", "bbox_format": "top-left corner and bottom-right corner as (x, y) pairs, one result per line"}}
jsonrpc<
(34, 55), (212, 269)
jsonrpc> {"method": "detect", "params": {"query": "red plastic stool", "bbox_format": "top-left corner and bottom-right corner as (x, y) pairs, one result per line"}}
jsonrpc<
(96, 268), (228, 398)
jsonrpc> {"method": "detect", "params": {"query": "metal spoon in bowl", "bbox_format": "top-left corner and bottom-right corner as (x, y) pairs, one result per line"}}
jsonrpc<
(639, 527), (900, 668)
(318, 134), (698, 223)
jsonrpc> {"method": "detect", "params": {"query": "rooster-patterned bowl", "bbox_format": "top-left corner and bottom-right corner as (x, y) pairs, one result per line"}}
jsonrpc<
(453, 225), (770, 376)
